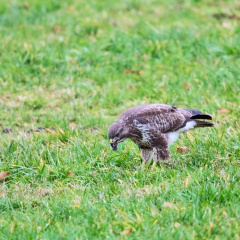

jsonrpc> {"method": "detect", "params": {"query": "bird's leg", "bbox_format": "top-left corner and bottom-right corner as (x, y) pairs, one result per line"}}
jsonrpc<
(140, 148), (153, 169)
(151, 161), (157, 170)
(152, 147), (170, 169)
(141, 160), (147, 169)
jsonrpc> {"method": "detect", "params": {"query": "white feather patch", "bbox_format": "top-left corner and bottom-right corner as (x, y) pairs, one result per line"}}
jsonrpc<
(167, 121), (196, 145)
(177, 121), (196, 133)
(167, 132), (179, 145)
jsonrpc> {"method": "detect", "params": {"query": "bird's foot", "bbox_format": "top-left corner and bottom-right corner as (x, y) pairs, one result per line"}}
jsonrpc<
(133, 161), (148, 170)
(150, 159), (177, 169)
(161, 159), (176, 169)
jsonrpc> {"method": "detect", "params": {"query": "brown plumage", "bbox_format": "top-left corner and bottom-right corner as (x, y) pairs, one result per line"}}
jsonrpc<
(108, 104), (214, 168)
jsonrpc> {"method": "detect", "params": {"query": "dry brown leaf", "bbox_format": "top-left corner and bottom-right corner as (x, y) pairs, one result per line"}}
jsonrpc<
(0, 190), (5, 198)
(218, 108), (230, 113)
(123, 69), (137, 74)
(67, 172), (75, 177)
(53, 105), (60, 109)
(53, 26), (60, 34)
(177, 146), (190, 153)
(184, 82), (190, 90)
(121, 229), (131, 235)
(69, 122), (77, 129)
(0, 171), (10, 182)
(0, 96), (9, 101)
(122, 69), (145, 76)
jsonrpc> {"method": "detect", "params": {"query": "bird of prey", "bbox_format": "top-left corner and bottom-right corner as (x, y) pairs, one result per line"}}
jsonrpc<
(108, 104), (214, 169)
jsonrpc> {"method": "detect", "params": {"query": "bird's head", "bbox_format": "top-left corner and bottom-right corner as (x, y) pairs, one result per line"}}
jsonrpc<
(108, 120), (127, 151)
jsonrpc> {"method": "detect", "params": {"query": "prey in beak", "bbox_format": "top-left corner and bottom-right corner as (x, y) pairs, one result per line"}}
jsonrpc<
(110, 139), (119, 151)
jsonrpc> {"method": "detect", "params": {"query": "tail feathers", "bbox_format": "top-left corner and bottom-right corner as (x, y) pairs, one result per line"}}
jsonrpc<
(195, 120), (214, 128)
(191, 114), (212, 120)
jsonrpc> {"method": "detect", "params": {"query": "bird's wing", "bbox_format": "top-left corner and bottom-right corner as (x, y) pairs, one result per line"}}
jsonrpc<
(124, 104), (186, 133)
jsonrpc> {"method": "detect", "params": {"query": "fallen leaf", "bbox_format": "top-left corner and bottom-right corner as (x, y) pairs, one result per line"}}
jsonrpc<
(218, 108), (230, 113)
(123, 69), (137, 74)
(67, 172), (75, 177)
(184, 82), (190, 90)
(69, 122), (77, 129)
(177, 146), (190, 153)
(53, 105), (60, 109)
(0, 190), (5, 198)
(121, 229), (131, 235)
(53, 26), (60, 34)
(0, 171), (10, 182)
(122, 69), (145, 76)
(0, 96), (9, 101)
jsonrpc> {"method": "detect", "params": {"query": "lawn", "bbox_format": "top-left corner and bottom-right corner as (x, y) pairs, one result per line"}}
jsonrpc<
(0, 0), (240, 239)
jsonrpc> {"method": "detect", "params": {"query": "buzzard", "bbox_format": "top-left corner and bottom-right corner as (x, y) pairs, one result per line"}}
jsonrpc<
(108, 104), (214, 169)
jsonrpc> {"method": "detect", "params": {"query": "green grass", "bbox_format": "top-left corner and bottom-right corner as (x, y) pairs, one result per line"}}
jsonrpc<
(0, 0), (240, 239)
